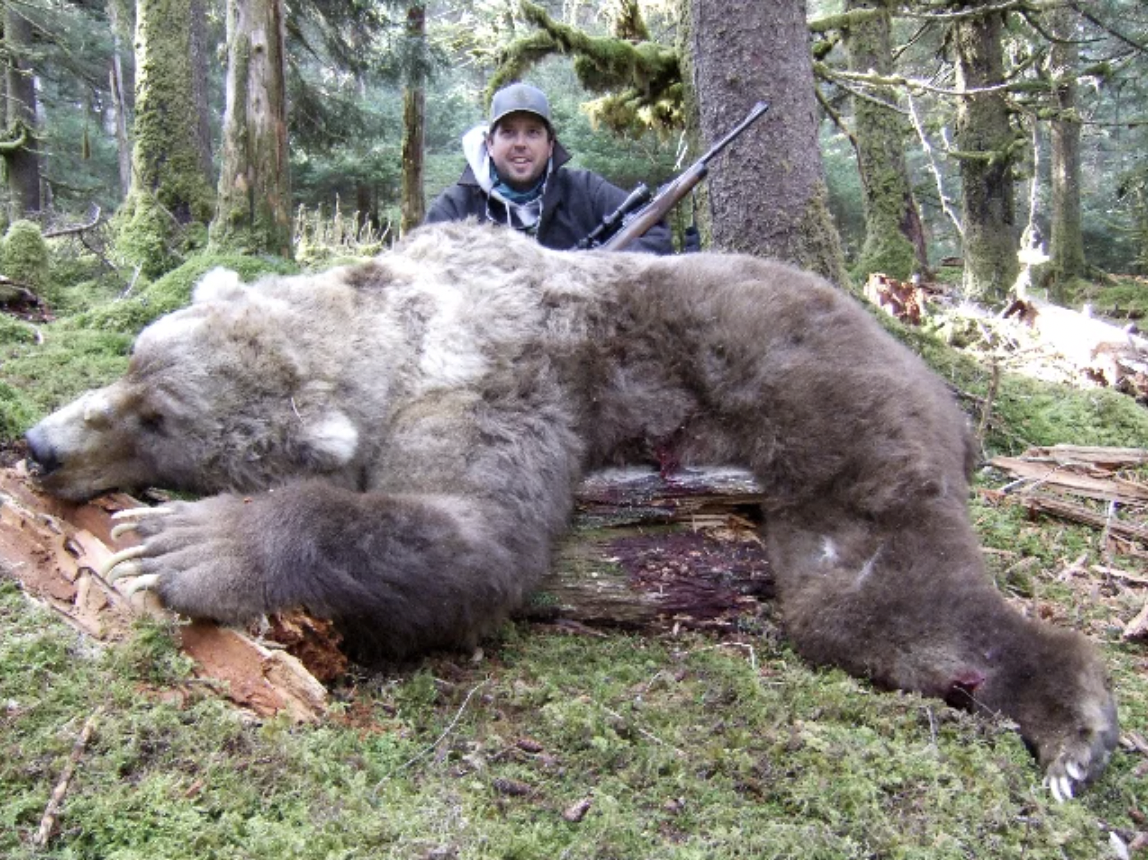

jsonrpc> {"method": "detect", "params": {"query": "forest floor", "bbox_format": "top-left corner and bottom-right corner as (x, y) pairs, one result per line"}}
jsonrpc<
(0, 260), (1147, 859)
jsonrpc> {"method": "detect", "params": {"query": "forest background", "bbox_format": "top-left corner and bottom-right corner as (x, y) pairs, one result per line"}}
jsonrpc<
(0, 0), (1145, 296)
(2, 1), (1148, 858)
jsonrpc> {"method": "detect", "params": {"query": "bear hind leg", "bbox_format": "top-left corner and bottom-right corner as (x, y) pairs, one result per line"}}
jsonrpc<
(765, 499), (1118, 797)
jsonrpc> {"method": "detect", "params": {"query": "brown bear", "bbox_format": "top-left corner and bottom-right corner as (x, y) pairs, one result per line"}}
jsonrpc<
(24, 221), (1116, 800)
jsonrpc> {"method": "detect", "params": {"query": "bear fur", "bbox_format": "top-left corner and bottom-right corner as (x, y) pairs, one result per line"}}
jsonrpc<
(25, 222), (1117, 796)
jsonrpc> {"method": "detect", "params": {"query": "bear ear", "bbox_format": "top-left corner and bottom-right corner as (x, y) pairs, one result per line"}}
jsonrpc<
(298, 410), (360, 471)
(193, 268), (246, 305)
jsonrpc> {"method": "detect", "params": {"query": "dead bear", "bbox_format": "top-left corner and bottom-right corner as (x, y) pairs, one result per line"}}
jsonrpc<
(24, 221), (1117, 799)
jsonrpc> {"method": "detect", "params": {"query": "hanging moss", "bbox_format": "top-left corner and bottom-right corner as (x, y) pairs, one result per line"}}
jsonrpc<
(493, 2), (682, 135)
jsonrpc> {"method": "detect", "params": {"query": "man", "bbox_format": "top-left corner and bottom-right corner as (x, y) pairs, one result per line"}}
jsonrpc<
(426, 82), (673, 254)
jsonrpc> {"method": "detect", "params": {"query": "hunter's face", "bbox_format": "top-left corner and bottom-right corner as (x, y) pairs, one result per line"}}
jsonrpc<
(487, 113), (554, 191)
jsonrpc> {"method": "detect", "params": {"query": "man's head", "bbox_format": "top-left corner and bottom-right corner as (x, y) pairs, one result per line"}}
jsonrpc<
(486, 83), (555, 192)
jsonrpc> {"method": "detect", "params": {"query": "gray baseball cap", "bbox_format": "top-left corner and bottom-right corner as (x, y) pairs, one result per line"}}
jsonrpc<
(489, 83), (552, 131)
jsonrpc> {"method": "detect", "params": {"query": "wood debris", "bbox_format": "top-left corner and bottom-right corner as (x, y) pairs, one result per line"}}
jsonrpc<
(0, 464), (339, 722)
(864, 273), (940, 325)
(989, 445), (1148, 553)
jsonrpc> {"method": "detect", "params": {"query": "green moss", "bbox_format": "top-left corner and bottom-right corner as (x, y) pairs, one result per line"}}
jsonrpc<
(69, 253), (299, 334)
(0, 328), (132, 439)
(0, 380), (39, 439)
(1, 219), (52, 301)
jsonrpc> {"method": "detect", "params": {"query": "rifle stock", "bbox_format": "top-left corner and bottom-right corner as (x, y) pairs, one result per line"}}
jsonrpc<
(597, 100), (769, 252)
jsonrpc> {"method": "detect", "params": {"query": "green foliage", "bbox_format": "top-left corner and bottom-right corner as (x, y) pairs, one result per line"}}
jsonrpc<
(294, 204), (389, 268)
(0, 328), (132, 437)
(1, 220), (52, 301)
(70, 253), (299, 335)
(0, 380), (40, 440)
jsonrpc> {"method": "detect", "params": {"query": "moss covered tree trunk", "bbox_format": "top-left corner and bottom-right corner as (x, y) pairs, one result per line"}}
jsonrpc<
(953, 2), (1019, 303)
(1048, 7), (1085, 289)
(680, 0), (846, 285)
(400, 2), (427, 235)
(116, 0), (216, 276)
(843, 0), (927, 279)
(210, 0), (292, 257)
(2, 2), (42, 220)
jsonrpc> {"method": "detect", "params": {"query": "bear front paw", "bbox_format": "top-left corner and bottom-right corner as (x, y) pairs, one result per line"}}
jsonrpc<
(100, 499), (266, 623)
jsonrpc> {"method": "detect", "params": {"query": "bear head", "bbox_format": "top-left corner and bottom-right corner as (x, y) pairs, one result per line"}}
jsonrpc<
(25, 268), (362, 501)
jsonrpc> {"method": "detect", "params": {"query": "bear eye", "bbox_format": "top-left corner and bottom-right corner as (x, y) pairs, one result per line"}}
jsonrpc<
(139, 412), (166, 434)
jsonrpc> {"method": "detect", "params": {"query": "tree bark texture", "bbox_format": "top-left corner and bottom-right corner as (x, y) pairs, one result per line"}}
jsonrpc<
(3, 3), (42, 219)
(210, 0), (293, 258)
(843, 0), (928, 279)
(1048, 8), (1085, 288)
(189, 0), (216, 180)
(107, 0), (133, 198)
(400, 3), (427, 235)
(953, 2), (1019, 303)
(681, 0), (848, 286)
(117, 0), (216, 276)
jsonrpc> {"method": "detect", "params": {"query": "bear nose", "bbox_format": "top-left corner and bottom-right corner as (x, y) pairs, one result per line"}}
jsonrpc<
(24, 425), (61, 477)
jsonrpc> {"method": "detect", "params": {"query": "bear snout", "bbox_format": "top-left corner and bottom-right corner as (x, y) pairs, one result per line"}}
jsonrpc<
(24, 425), (62, 477)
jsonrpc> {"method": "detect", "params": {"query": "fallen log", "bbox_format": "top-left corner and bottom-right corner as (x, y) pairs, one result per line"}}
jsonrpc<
(1007, 491), (1148, 546)
(0, 464), (775, 717)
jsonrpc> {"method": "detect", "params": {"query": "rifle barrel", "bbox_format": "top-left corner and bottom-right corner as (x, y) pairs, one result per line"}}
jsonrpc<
(600, 100), (769, 252)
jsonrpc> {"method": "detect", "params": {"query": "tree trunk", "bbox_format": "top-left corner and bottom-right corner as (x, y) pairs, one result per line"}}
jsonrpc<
(189, 0), (216, 180)
(843, 0), (928, 280)
(3, 2), (42, 220)
(1048, 8), (1085, 291)
(116, 0), (216, 276)
(209, 0), (292, 258)
(107, 5), (133, 199)
(399, 2), (427, 235)
(680, 0), (848, 286)
(953, 2), (1019, 303)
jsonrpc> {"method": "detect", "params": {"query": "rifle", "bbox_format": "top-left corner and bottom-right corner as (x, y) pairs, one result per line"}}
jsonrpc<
(583, 100), (769, 252)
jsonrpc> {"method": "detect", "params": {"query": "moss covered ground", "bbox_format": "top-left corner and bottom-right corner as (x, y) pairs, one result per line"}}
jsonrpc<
(0, 251), (1146, 858)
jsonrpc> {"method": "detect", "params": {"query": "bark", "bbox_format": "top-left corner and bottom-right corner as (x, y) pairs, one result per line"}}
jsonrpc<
(952, 2), (1019, 303)
(842, 0), (928, 279)
(1048, 8), (1085, 289)
(400, 2), (427, 235)
(189, 0), (216, 179)
(209, 0), (293, 258)
(116, 0), (216, 276)
(107, 0), (133, 198)
(680, 0), (848, 285)
(3, 2), (42, 219)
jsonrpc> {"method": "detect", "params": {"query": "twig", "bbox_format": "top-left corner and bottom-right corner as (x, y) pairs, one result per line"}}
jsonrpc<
(595, 701), (686, 757)
(373, 679), (487, 793)
(1093, 565), (1148, 586)
(43, 206), (102, 239)
(33, 706), (105, 847)
(976, 361), (1001, 447)
(1100, 499), (1118, 563)
(907, 92), (964, 239)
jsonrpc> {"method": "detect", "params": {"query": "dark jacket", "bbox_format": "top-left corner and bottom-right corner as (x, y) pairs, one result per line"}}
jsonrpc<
(425, 141), (673, 255)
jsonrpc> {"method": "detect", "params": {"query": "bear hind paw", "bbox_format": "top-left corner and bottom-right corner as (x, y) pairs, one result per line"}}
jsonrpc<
(1040, 722), (1117, 802)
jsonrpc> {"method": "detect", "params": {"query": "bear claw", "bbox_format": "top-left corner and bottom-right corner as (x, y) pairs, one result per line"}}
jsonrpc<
(100, 545), (147, 581)
(1044, 774), (1075, 802)
(122, 573), (161, 597)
